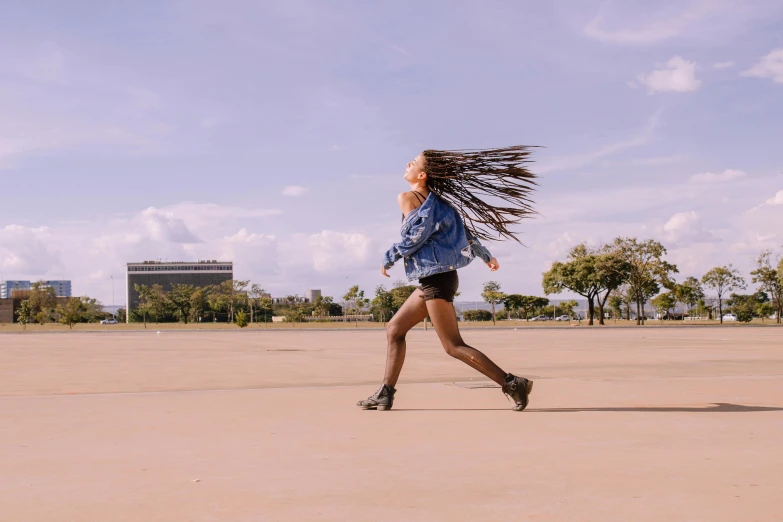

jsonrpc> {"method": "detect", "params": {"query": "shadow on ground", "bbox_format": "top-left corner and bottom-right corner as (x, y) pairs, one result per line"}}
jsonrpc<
(394, 403), (783, 413)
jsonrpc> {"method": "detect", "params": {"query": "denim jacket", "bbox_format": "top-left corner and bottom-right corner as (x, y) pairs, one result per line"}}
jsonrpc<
(382, 192), (493, 281)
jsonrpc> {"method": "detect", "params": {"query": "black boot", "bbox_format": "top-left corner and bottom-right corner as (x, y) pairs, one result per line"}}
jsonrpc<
(502, 374), (533, 411)
(357, 384), (396, 411)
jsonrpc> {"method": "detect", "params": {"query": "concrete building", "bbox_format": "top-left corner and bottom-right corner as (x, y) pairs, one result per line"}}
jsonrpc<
(0, 281), (31, 299)
(0, 280), (72, 298)
(125, 260), (233, 323)
(305, 289), (322, 303)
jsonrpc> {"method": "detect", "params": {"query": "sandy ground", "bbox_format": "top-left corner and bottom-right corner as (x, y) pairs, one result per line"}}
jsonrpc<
(1, 327), (782, 521)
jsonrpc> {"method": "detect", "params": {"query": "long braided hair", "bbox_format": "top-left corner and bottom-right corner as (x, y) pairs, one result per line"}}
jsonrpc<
(422, 145), (538, 242)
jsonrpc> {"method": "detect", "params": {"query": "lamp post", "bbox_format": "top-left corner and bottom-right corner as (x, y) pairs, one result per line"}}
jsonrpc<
(111, 275), (115, 318)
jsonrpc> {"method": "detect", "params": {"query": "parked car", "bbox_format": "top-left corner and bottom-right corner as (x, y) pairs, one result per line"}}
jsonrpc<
(722, 313), (737, 322)
(530, 315), (550, 321)
(100, 318), (118, 325)
(554, 315), (571, 321)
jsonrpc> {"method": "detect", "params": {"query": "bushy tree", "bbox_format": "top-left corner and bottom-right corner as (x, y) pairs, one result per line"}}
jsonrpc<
(56, 297), (84, 329)
(650, 292), (676, 319)
(235, 310), (249, 328)
(543, 244), (626, 325)
(702, 265), (746, 324)
(481, 281), (504, 325)
(463, 309), (493, 321)
(609, 238), (677, 325)
(168, 284), (196, 323)
(751, 250), (783, 324)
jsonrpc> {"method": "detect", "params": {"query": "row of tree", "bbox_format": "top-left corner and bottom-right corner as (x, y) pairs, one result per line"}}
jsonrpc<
(14, 282), (105, 329)
(541, 238), (783, 325)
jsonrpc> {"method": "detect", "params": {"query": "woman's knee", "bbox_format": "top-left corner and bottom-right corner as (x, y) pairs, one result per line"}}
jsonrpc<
(386, 321), (406, 342)
(442, 342), (462, 358)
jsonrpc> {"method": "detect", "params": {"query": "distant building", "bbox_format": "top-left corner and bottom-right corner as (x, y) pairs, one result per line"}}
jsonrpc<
(44, 280), (72, 297)
(0, 280), (71, 298)
(126, 260), (233, 323)
(305, 289), (322, 303)
(0, 281), (31, 299)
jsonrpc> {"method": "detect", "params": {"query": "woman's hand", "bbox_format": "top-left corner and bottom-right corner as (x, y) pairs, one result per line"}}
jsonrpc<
(381, 264), (390, 278)
(487, 257), (500, 271)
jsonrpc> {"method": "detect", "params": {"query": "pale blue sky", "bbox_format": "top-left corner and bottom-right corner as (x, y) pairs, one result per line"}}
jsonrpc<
(1, 0), (782, 304)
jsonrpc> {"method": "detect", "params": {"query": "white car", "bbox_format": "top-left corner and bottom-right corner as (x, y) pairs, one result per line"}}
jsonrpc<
(722, 313), (737, 322)
(554, 315), (571, 321)
(100, 318), (118, 325)
(530, 315), (550, 321)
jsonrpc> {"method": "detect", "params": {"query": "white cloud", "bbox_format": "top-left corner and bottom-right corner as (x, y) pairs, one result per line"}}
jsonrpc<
(766, 190), (783, 205)
(635, 56), (701, 93)
(0, 202), (378, 304)
(662, 211), (717, 245)
(713, 61), (735, 69)
(690, 169), (747, 183)
(306, 231), (373, 272)
(0, 225), (62, 276)
(282, 185), (309, 197)
(583, 5), (709, 44)
(742, 49), (783, 84)
(664, 211), (699, 232)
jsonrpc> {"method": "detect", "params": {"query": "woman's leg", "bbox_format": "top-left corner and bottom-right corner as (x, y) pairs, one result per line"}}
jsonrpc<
(425, 298), (507, 385)
(382, 289), (429, 387)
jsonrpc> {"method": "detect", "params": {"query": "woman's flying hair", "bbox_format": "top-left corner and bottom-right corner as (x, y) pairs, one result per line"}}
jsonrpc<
(422, 145), (538, 242)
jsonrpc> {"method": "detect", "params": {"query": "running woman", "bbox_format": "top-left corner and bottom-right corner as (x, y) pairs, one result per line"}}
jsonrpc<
(357, 146), (538, 412)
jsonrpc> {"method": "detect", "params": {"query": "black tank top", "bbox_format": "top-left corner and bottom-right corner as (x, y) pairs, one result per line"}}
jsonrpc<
(401, 190), (427, 222)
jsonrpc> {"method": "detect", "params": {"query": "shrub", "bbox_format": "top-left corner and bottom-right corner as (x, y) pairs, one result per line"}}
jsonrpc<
(463, 309), (493, 321)
(235, 310), (249, 328)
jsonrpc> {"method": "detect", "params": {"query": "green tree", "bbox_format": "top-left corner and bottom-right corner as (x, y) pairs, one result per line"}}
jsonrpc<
(29, 282), (57, 324)
(56, 297), (84, 329)
(756, 301), (775, 323)
(608, 294), (623, 320)
(650, 292), (676, 320)
(371, 286), (395, 323)
(189, 286), (211, 323)
(481, 281), (504, 325)
(390, 282), (418, 311)
(208, 280), (249, 323)
(79, 297), (104, 323)
(504, 295), (549, 320)
(147, 284), (168, 323)
(235, 310), (249, 327)
(463, 309), (493, 321)
(609, 238), (678, 325)
(501, 294), (524, 319)
(702, 265), (746, 324)
(167, 284), (195, 323)
(16, 299), (33, 329)
(542, 244), (616, 325)
(134, 284), (154, 328)
(675, 277), (704, 318)
(750, 250), (783, 324)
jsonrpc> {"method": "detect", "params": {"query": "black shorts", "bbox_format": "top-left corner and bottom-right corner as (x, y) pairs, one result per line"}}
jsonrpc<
(419, 270), (459, 302)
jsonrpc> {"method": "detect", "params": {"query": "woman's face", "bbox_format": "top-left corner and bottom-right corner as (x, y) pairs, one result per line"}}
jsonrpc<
(403, 154), (426, 183)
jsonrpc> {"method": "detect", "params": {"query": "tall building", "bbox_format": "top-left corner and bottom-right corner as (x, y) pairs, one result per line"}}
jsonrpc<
(0, 280), (71, 298)
(305, 289), (322, 303)
(126, 260), (233, 322)
(0, 281), (31, 299)
(44, 280), (72, 297)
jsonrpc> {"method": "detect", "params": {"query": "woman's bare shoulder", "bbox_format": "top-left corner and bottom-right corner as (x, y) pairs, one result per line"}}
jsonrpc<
(399, 192), (425, 215)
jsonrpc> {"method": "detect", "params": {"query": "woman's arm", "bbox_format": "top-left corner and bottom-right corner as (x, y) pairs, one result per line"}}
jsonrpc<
(382, 214), (437, 270)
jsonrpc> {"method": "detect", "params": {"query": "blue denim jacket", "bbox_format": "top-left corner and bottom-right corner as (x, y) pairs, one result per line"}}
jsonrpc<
(382, 193), (493, 281)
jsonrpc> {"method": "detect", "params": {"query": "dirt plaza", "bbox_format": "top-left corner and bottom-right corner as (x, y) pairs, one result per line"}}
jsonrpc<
(1, 327), (782, 521)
